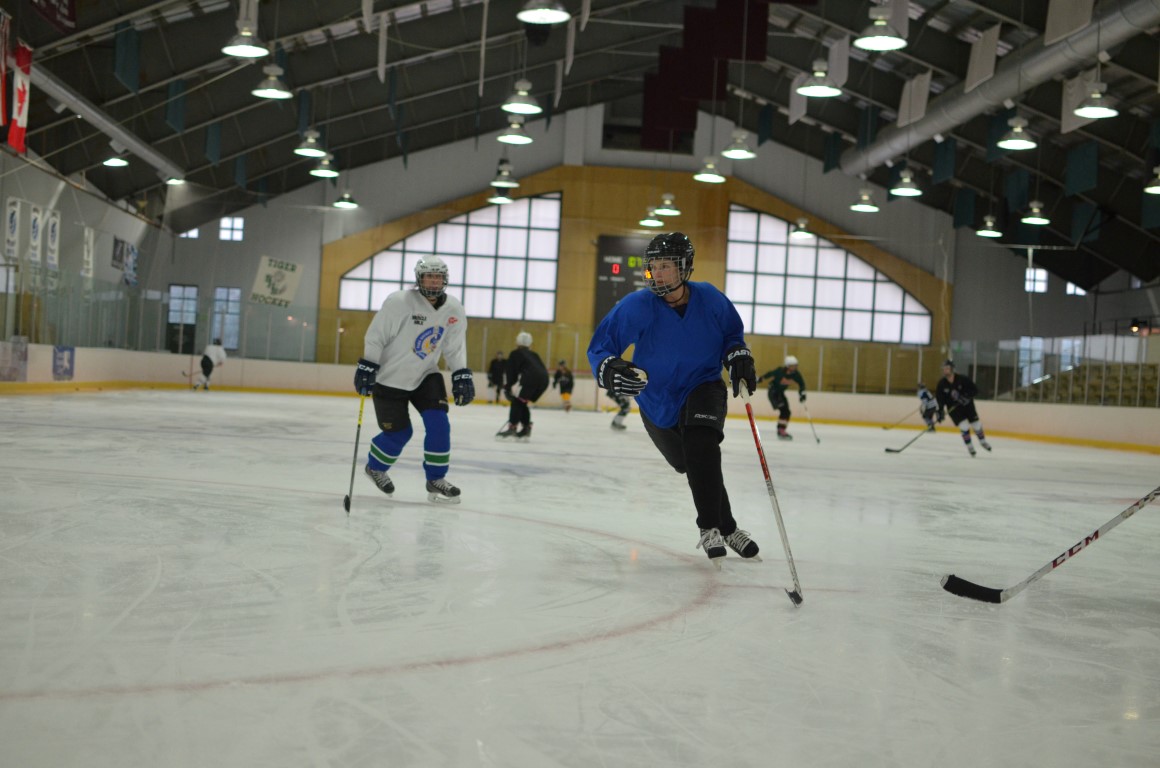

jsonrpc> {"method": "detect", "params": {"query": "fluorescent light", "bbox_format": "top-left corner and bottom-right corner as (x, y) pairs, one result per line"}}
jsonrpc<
(796, 60), (841, 98)
(502, 79), (542, 116)
(1021, 201), (1049, 226)
(498, 116), (533, 145)
(854, 7), (907, 52)
(976, 214), (1002, 238)
(720, 129), (756, 160)
(693, 157), (725, 184)
(252, 64), (293, 100)
(850, 188), (879, 213)
(516, 0), (571, 24)
(654, 193), (681, 216)
(889, 169), (922, 197)
(1073, 81), (1118, 119)
(996, 116), (1036, 150)
(639, 207), (663, 227)
(294, 128), (327, 158)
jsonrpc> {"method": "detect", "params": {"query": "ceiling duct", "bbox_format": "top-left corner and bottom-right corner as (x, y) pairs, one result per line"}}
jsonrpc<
(839, 0), (1160, 177)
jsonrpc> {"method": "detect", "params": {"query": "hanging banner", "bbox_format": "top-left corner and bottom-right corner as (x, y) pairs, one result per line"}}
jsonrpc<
(31, 0), (77, 33)
(45, 208), (59, 270)
(249, 255), (302, 307)
(28, 205), (42, 265)
(81, 226), (94, 279)
(7, 43), (32, 154)
(4, 198), (19, 264)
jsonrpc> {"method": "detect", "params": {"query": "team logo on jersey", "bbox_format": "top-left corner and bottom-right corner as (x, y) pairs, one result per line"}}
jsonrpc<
(413, 326), (445, 359)
(448, 316), (459, 325)
(411, 313), (427, 325)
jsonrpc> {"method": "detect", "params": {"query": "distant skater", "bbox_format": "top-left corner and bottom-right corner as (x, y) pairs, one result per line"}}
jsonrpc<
(552, 360), (575, 412)
(756, 355), (806, 440)
(935, 360), (991, 457)
(496, 332), (549, 441)
(917, 382), (939, 430)
(193, 339), (227, 390)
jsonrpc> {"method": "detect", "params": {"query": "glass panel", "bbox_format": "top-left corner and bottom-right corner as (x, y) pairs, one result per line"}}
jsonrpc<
(497, 228), (528, 258)
(873, 312), (902, 342)
(727, 241), (757, 272)
(783, 306), (813, 336)
(463, 287), (493, 317)
(734, 302), (754, 333)
(493, 289), (524, 319)
(815, 278), (844, 308)
(755, 275), (784, 304)
(756, 244), (786, 274)
(787, 246), (817, 276)
(758, 215), (788, 243)
(406, 228), (436, 253)
(466, 226), (498, 256)
(874, 281), (904, 312)
(725, 272), (754, 303)
(903, 294), (928, 314)
(449, 212), (469, 225)
(465, 256), (496, 285)
(370, 282), (399, 308)
(817, 248), (846, 277)
(525, 291), (555, 322)
(753, 305), (782, 335)
(902, 314), (932, 345)
(846, 254), (875, 279)
(495, 258), (525, 288)
(843, 310), (872, 340)
(441, 255), (465, 284)
(340, 279), (370, 311)
(435, 223), (467, 254)
(845, 281), (874, 310)
(530, 197), (561, 228)
(528, 229), (558, 259)
(372, 251), (403, 281)
(813, 309), (843, 339)
(785, 277), (815, 306)
(729, 210), (759, 241)
(468, 205), (499, 225)
(526, 260), (556, 290)
(499, 198), (531, 226)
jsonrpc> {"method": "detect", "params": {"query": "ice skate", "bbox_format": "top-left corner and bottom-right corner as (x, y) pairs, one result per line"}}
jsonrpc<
(495, 423), (517, 440)
(967, 444), (977, 457)
(515, 424), (532, 442)
(426, 477), (461, 504)
(724, 529), (761, 560)
(697, 527), (727, 568)
(364, 464), (395, 496)
(777, 431), (793, 441)
(979, 438), (992, 451)
(610, 421), (627, 430)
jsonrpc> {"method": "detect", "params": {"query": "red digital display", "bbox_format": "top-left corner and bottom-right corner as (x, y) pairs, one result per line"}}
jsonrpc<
(611, 263), (620, 275)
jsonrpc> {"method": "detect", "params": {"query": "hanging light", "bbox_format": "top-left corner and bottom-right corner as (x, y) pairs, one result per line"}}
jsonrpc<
(654, 193), (681, 216)
(487, 188), (513, 205)
(996, 116), (1037, 151)
(796, 60), (842, 98)
(332, 191), (359, 210)
(789, 217), (814, 239)
(1021, 201), (1049, 226)
(498, 116), (533, 145)
(693, 157), (726, 184)
(490, 159), (520, 188)
(639, 207), (664, 227)
(294, 128), (327, 158)
(1145, 166), (1160, 195)
(221, 21), (269, 58)
(976, 214), (1002, 238)
(252, 64), (293, 100)
(850, 188), (879, 213)
(309, 154), (339, 178)
(853, 5), (907, 52)
(165, 177), (185, 185)
(889, 169), (922, 197)
(720, 129), (757, 160)
(1073, 81), (1118, 119)
(103, 155), (129, 168)
(516, 0), (571, 24)
(502, 79), (542, 116)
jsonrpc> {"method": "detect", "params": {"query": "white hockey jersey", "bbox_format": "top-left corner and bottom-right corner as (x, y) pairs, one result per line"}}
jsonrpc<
(363, 288), (468, 390)
(202, 344), (227, 367)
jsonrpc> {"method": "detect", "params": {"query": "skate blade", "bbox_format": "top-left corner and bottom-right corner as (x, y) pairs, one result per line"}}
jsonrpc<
(712, 559), (723, 570)
(427, 493), (461, 504)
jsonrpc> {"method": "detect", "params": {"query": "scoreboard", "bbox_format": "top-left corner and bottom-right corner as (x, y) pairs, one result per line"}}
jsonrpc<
(593, 235), (650, 325)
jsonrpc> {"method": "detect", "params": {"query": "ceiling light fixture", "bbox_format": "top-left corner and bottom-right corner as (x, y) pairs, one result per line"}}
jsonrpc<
(796, 60), (842, 98)
(309, 154), (339, 178)
(976, 214), (1002, 238)
(294, 128), (327, 158)
(693, 157), (726, 184)
(721, 129), (757, 160)
(502, 79), (542, 116)
(790, 217), (814, 239)
(996, 116), (1037, 150)
(853, 4), (907, 52)
(850, 188), (879, 213)
(487, 188), (514, 205)
(332, 191), (359, 210)
(889, 168), (922, 197)
(516, 0), (571, 24)
(222, 26), (269, 58)
(103, 155), (129, 168)
(1073, 81), (1118, 119)
(1145, 166), (1160, 195)
(639, 207), (664, 227)
(654, 193), (681, 216)
(498, 116), (533, 145)
(252, 64), (293, 100)
(165, 177), (185, 185)
(490, 159), (520, 188)
(1021, 201), (1049, 226)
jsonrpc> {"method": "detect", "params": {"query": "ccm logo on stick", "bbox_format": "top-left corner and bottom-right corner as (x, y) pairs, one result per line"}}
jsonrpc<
(1052, 531), (1099, 568)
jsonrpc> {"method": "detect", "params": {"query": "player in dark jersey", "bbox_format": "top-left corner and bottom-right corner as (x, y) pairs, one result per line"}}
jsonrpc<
(935, 360), (992, 457)
(757, 356), (807, 440)
(552, 360), (575, 412)
(496, 332), (549, 441)
(917, 382), (939, 430)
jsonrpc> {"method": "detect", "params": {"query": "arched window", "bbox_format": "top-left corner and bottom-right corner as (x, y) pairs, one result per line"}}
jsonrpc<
(339, 193), (561, 321)
(725, 205), (931, 344)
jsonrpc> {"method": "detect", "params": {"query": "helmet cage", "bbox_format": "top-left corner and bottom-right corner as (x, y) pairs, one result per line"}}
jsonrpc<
(414, 257), (449, 299)
(643, 233), (694, 297)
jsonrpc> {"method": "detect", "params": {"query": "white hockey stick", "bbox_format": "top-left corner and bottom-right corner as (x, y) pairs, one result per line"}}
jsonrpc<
(740, 388), (803, 606)
(942, 485), (1160, 603)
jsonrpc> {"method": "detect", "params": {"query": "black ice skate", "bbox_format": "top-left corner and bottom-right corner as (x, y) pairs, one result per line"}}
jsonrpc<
(966, 443), (977, 457)
(697, 527), (727, 568)
(426, 477), (461, 504)
(724, 529), (761, 560)
(610, 419), (627, 431)
(979, 439), (992, 451)
(515, 424), (532, 442)
(495, 423), (517, 440)
(364, 464), (395, 496)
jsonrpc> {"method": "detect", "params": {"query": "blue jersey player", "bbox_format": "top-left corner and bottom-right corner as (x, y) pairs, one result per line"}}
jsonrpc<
(587, 232), (761, 566)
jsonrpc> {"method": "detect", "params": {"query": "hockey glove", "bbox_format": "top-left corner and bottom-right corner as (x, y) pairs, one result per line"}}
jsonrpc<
(451, 368), (475, 406)
(799, 391), (807, 403)
(724, 346), (756, 397)
(354, 358), (380, 395)
(597, 356), (647, 397)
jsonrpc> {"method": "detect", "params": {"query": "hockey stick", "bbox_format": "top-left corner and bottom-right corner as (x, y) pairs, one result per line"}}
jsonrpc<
(740, 389), (804, 606)
(941, 485), (1160, 603)
(882, 406), (920, 430)
(343, 396), (367, 514)
(885, 427), (932, 453)
(800, 401), (820, 444)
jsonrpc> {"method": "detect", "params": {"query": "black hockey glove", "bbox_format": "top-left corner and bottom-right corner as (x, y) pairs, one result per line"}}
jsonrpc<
(597, 356), (647, 397)
(799, 391), (807, 403)
(724, 346), (756, 397)
(451, 368), (475, 406)
(354, 358), (380, 395)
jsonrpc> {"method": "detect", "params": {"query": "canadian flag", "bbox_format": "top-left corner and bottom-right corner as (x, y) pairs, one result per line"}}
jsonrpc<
(8, 43), (32, 154)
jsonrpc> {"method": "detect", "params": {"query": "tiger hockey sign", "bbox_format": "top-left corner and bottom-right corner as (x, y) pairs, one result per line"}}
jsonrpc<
(249, 256), (302, 308)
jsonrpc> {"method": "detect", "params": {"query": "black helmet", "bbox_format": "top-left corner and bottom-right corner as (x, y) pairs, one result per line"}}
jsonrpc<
(943, 359), (955, 369)
(643, 232), (694, 297)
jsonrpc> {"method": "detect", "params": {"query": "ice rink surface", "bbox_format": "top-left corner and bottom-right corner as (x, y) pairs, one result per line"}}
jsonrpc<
(2, 389), (1159, 768)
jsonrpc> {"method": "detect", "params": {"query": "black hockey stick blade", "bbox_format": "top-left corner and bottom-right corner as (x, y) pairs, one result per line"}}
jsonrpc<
(941, 574), (1002, 603)
(343, 494), (351, 513)
(786, 589), (804, 606)
(884, 447), (903, 453)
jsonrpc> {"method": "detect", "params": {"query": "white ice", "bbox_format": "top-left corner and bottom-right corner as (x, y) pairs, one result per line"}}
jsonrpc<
(2, 390), (1159, 768)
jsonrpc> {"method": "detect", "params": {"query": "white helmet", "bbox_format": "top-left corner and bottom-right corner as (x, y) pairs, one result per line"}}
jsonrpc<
(516, 331), (533, 347)
(414, 256), (449, 299)
(785, 355), (799, 367)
